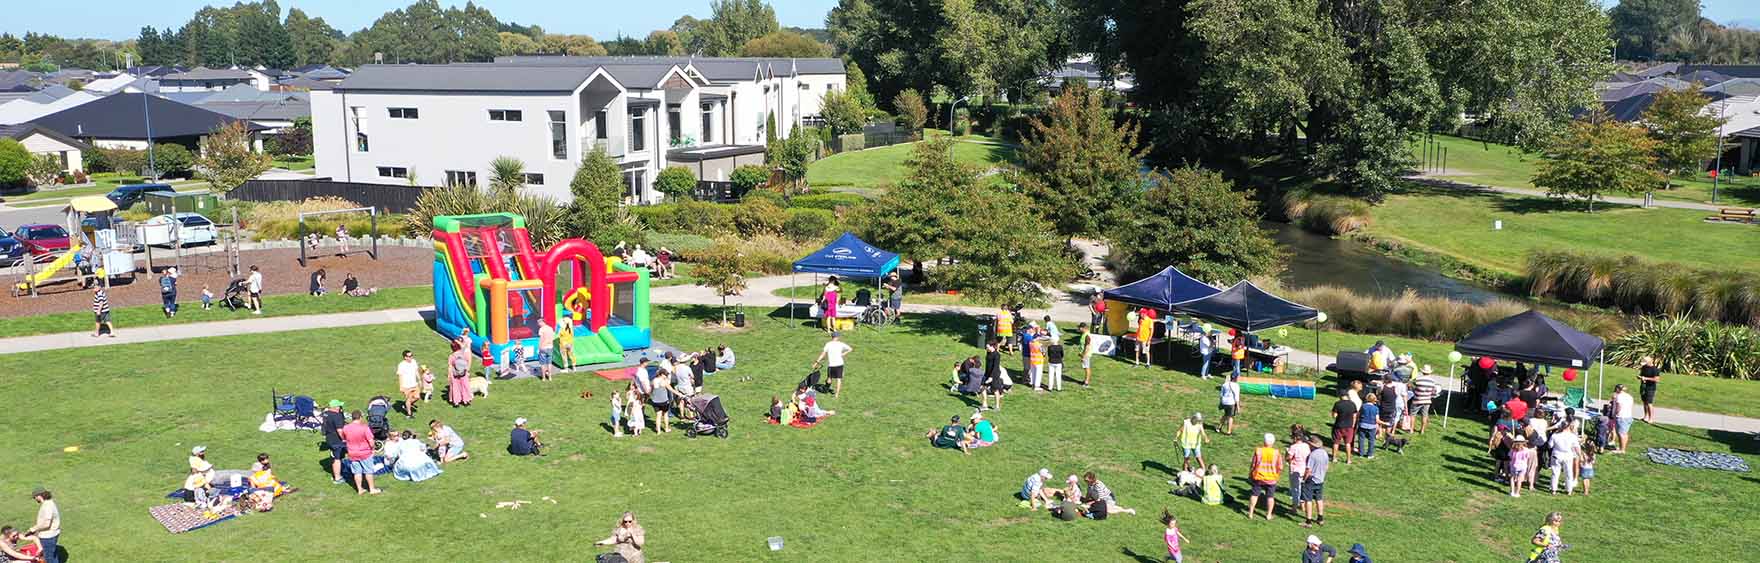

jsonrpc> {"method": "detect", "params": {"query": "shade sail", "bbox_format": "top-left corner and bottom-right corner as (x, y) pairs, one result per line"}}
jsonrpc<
(1102, 266), (1221, 311)
(1172, 281), (1318, 332)
(1454, 310), (1604, 368)
(791, 232), (900, 277)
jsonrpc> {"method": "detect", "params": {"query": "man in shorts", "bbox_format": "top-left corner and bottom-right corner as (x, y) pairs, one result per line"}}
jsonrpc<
(536, 322), (557, 380)
(320, 400), (347, 483)
(814, 331), (853, 398)
(1246, 433), (1282, 520)
(1303, 435), (1330, 527)
(246, 265), (264, 314)
(1219, 375), (1241, 436)
(1330, 392), (1357, 464)
(396, 350), (421, 418)
(1176, 413), (1209, 471)
(1410, 365), (1439, 433)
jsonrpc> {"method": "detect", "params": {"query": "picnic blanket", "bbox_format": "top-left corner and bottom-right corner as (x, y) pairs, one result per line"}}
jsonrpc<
(765, 413), (832, 428)
(594, 367), (638, 381)
(148, 503), (239, 534)
(1645, 448), (1751, 472)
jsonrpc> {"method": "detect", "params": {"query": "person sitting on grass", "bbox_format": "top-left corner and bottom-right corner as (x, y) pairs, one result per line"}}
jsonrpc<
(1201, 464), (1225, 506)
(0, 525), (40, 562)
(185, 445), (216, 507)
(928, 415), (973, 454)
(343, 272), (378, 297)
(385, 430), (443, 482)
(247, 453), (293, 511)
(716, 344), (736, 370)
(1022, 468), (1057, 510)
(970, 411), (999, 447)
(1083, 471), (1138, 516)
(429, 420), (469, 464)
(508, 418), (544, 456)
(309, 268), (328, 296)
(794, 385), (836, 421)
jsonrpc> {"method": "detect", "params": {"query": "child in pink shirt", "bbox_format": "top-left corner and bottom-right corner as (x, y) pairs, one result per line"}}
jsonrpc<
(1162, 509), (1189, 562)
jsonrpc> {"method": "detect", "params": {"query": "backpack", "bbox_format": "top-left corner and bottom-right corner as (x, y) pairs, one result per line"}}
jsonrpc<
(161, 276), (174, 294)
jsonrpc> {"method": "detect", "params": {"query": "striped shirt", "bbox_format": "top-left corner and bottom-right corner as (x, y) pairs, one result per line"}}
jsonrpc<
(1087, 480), (1115, 503)
(92, 289), (110, 314)
(1412, 377), (1439, 405)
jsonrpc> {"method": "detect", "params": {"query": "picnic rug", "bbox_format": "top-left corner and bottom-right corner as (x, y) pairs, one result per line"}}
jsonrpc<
(148, 503), (240, 534)
(1644, 448), (1751, 472)
(594, 367), (637, 381)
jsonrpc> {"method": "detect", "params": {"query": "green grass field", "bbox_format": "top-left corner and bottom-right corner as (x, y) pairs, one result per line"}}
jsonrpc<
(271, 155), (316, 171)
(3, 306), (1757, 561)
(0, 286), (432, 339)
(1365, 184), (1760, 275)
(1421, 135), (1760, 207)
(806, 137), (1018, 189)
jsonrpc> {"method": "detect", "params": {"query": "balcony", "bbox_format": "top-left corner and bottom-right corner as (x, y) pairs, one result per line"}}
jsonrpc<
(584, 135), (628, 158)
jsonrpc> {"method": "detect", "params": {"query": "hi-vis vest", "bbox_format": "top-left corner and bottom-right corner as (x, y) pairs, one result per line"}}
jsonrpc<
(996, 310), (1014, 336)
(1250, 446), (1281, 482)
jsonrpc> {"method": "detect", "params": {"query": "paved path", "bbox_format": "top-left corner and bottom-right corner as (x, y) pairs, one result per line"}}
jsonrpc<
(1411, 175), (1725, 211)
(4, 274), (1758, 434)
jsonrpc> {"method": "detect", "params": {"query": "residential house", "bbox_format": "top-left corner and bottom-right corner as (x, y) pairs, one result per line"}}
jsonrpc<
(277, 76), (336, 91)
(312, 57), (846, 203)
(160, 67), (271, 93)
(0, 123), (89, 172)
(81, 73), (157, 95)
(0, 91), (104, 126)
(28, 93), (269, 150)
(1041, 57), (1135, 95)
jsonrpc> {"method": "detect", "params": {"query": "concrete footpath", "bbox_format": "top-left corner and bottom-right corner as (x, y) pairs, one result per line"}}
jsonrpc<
(3, 275), (1758, 434)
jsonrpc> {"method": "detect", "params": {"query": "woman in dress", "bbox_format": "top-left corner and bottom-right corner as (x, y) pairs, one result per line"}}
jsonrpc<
(822, 275), (841, 331)
(384, 431), (442, 482)
(447, 345), (474, 406)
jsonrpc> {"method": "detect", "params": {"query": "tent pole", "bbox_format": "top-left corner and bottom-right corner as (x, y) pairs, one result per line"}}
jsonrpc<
(1597, 350), (1605, 405)
(1443, 360), (1456, 429)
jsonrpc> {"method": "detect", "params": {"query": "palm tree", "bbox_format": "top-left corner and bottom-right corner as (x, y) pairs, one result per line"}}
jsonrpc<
(488, 156), (526, 196)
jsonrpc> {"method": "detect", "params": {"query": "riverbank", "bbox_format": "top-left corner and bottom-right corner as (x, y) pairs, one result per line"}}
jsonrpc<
(1419, 133), (1760, 207)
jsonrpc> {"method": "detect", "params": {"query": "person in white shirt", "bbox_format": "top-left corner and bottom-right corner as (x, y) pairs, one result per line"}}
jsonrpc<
(814, 331), (854, 398)
(1612, 384), (1635, 453)
(715, 345), (736, 370)
(1219, 375), (1242, 436)
(27, 488), (58, 563)
(246, 265), (264, 314)
(396, 350), (421, 418)
(1549, 421), (1582, 495)
(1197, 329), (1216, 379)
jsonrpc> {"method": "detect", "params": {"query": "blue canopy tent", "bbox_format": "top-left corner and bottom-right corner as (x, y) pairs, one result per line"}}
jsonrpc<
(1172, 281), (1319, 332)
(789, 232), (901, 325)
(1102, 266), (1222, 311)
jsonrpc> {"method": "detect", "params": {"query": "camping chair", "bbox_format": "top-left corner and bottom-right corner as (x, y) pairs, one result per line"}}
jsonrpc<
(292, 395), (320, 431)
(271, 389), (297, 419)
(1562, 387), (1587, 411)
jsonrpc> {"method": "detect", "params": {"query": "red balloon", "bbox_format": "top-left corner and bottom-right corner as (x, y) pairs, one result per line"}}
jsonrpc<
(1562, 368), (1578, 382)
(1478, 357), (1496, 370)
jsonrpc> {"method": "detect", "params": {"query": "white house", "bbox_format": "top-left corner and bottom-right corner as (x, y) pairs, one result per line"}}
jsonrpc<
(313, 57), (846, 203)
(0, 124), (88, 172)
(160, 67), (271, 93)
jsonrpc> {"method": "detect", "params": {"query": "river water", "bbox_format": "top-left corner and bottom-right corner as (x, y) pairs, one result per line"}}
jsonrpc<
(1266, 221), (1508, 304)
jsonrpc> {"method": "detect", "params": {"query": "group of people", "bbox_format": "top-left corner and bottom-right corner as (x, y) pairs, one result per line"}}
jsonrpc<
(307, 268), (376, 297)
(1489, 394), (1600, 497)
(1, 489), (58, 563)
(924, 411), (997, 454)
(178, 447), (296, 513)
(816, 272), (908, 329)
(1018, 469), (1138, 519)
(612, 242), (673, 280)
(86, 263), (272, 339)
(959, 314), (1108, 412)
(319, 399), (470, 494)
(611, 347), (735, 436)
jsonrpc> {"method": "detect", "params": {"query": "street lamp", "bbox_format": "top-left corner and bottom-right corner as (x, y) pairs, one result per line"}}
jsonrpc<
(948, 95), (970, 137)
(1713, 98), (1728, 205)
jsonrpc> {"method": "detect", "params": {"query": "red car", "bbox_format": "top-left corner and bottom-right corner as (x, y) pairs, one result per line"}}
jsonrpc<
(14, 223), (71, 256)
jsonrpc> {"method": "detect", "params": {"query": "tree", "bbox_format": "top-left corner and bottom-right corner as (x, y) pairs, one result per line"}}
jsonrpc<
(150, 143), (195, 178)
(819, 89), (867, 135)
(645, 30), (686, 56)
(731, 164), (770, 193)
(854, 138), (978, 281)
(25, 154), (63, 187)
(537, 34), (607, 57)
(268, 116), (313, 156)
(1531, 114), (1662, 213)
(765, 112), (778, 145)
(0, 140), (30, 188)
(1610, 0), (1701, 61)
(499, 31), (540, 55)
(237, 1), (293, 67)
(670, 16), (702, 54)
(1009, 83), (1145, 240)
(1112, 166), (1283, 283)
(893, 88), (928, 131)
(488, 156), (526, 195)
(740, 30), (828, 58)
(843, 61), (877, 114)
(285, 9), (339, 66)
(695, 237), (750, 322)
(939, 187), (1074, 307)
(655, 166), (699, 201)
(602, 36), (647, 56)
(830, 0), (1065, 106)
(196, 122), (272, 193)
(1308, 103), (1414, 201)
(767, 132), (816, 192)
(567, 148), (625, 243)
(136, 27), (166, 66)
(696, 0), (779, 57)
(1641, 88), (1724, 193)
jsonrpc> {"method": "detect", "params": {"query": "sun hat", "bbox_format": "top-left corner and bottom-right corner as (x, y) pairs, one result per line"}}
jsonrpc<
(514, 417), (528, 426)
(1398, 353), (1414, 364)
(1421, 365), (1434, 375)
(1308, 535), (1322, 546)
(192, 445), (206, 455)
(972, 411), (984, 421)
(1349, 544), (1368, 556)
(1192, 412), (1203, 421)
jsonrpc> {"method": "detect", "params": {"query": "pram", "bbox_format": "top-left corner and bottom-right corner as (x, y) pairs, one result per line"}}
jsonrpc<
(685, 394), (729, 438)
(366, 396), (392, 441)
(219, 277), (250, 310)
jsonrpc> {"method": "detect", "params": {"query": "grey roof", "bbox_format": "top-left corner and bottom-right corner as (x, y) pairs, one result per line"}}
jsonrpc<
(300, 67), (350, 80)
(1598, 78), (1689, 103)
(1703, 78), (1760, 98)
(29, 93), (268, 140)
(0, 85), (69, 105)
(197, 99), (310, 123)
(494, 55), (844, 79)
(1679, 65), (1760, 79)
(163, 67), (256, 81)
(279, 76), (336, 90)
(599, 63), (685, 89)
(0, 123), (92, 150)
(126, 65), (186, 77)
(1678, 70), (1733, 85)
(1633, 63), (1681, 78)
(0, 70), (42, 89)
(335, 64), (604, 93)
(159, 92), (218, 105)
(667, 143), (765, 162)
(197, 83), (306, 103)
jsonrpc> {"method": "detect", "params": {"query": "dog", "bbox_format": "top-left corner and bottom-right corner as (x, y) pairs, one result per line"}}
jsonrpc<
(469, 375), (492, 397)
(1383, 435), (1410, 454)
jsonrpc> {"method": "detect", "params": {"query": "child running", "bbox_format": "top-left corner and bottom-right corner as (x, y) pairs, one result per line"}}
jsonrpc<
(1162, 509), (1190, 562)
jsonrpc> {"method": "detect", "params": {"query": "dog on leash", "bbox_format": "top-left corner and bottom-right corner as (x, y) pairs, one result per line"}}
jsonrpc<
(1383, 435), (1410, 454)
(469, 375), (492, 397)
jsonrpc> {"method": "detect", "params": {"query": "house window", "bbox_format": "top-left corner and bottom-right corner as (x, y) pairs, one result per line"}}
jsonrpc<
(701, 105), (714, 144)
(376, 166), (407, 178)
(594, 110), (608, 139)
(388, 107), (418, 119)
(548, 110), (566, 160)
(625, 170), (646, 203)
(524, 173), (545, 185)
(489, 109), (523, 122)
(444, 170), (478, 187)
(356, 132), (369, 152)
(629, 109), (647, 152)
(667, 104), (682, 144)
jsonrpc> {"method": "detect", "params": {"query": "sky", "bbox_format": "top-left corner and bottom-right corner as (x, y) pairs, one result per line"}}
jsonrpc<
(0, 0), (1753, 41)
(0, 0), (842, 41)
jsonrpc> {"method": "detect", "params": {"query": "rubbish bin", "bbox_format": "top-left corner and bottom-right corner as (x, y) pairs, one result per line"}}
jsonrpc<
(734, 310), (747, 327)
(975, 314), (995, 349)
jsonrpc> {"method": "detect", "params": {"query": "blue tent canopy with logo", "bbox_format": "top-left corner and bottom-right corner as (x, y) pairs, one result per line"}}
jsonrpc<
(1102, 266), (1222, 311)
(792, 232), (900, 277)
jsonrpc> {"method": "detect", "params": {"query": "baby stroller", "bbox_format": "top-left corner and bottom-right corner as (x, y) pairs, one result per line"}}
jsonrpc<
(685, 394), (729, 438)
(219, 277), (250, 311)
(366, 396), (392, 442)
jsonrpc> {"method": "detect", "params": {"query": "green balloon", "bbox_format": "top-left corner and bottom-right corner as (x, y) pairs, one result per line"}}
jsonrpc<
(1448, 351), (1463, 363)
(1277, 328), (1289, 337)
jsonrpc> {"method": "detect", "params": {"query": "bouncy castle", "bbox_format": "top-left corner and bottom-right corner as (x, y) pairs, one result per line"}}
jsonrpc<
(431, 213), (651, 367)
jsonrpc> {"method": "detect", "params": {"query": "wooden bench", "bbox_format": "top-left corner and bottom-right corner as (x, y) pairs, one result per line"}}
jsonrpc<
(1707, 207), (1758, 224)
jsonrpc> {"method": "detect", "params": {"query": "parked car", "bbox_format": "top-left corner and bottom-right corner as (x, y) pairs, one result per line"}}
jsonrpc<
(140, 212), (217, 247)
(14, 223), (71, 256)
(106, 183), (176, 210)
(0, 226), (26, 266)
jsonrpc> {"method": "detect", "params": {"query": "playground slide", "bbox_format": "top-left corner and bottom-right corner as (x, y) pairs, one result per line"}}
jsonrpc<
(558, 327), (625, 366)
(15, 248), (79, 291)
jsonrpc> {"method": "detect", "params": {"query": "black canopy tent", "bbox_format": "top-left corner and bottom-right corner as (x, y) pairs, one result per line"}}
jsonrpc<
(1102, 266), (1221, 312)
(1171, 280), (1319, 332)
(1453, 309), (1607, 421)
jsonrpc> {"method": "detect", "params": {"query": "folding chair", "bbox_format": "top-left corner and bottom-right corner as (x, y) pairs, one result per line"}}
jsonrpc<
(271, 389), (297, 419)
(292, 395), (320, 431)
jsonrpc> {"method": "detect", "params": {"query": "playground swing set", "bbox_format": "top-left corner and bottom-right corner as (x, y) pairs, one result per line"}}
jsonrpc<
(297, 206), (379, 267)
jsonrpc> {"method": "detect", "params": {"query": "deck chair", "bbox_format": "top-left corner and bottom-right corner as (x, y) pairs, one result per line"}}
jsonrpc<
(292, 395), (321, 431)
(271, 389), (297, 419)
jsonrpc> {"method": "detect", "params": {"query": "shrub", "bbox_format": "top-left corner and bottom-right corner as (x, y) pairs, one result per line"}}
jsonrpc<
(255, 196), (378, 241)
(25, 154), (62, 187)
(731, 164), (770, 193)
(1286, 192), (1372, 235)
(1525, 250), (1760, 326)
(677, 233), (814, 276)
(644, 232), (714, 256)
(83, 148), (111, 173)
(0, 139), (33, 187)
(98, 147), (147, 176)
(672, 200), (735, 236)
(732, 198), (787, 237)
(782, 208), (835, 242)
(1610, 315), (1760, 379)
(655, 166), (698, 202)
(630, 205), (680, 232)
(1280, 284), (1609, 343)
(150, 143), (194, 178)
(788, 192), (868, 211)
(836, 133), (865, 153)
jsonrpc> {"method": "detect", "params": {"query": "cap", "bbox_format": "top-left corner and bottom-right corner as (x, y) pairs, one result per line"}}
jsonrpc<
(192, 445), (206, 455)
(971, 411), (984, 421)
(514, 417), (528, 426)
(1264, 433), (1276, 445)
(830, 331), (842, 338)
(328, 399), (345, 408)
(1039, 468), (1052, 479)
(1307, 535), (1322, 545)
(1192, 413), (1203, 421)
(1349, 544), (1367, 555)
(31, 487), (48, 497)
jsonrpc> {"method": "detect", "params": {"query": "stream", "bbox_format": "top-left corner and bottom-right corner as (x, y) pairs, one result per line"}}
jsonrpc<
(1267, 221), (1508, 304)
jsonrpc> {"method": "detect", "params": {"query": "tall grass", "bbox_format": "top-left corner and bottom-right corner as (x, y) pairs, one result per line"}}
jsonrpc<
(1281, 190), (1373, 235)
(1609, 315), (1760, 379)
(247, 196), (381, 241)
(1525, 250), (1760, 326)
(1278, 285), (1583, 342)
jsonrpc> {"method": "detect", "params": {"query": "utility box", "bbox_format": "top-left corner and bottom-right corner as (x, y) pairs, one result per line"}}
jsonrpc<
(144, 190), (218, 216)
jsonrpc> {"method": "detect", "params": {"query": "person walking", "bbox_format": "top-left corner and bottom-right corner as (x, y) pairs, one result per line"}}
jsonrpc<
(246, 265), (264, 314)
(1245, 433), (1282, 521)
(25, 488), (59, 563)
(1611, 384), (1635, 453)
(1286, 427), (1311, 516)
(1161, 509), (1190, 563)
(1176, 413), (1209, 471)
(813, 331), (853, 399)
(340, 411), (382, 494)
(396, 350), (421, 418)
(159, 267), (179, 318)
(1410, 365), (1439, 434)
(1218, 375), (1241, 436)
(595, 511), (647, 563)
(1302, 435), (1329, 527)
(1197, 328), (1215, 379)
(1638, 357), (1661, 424)
(1527, 512), (1568, 563)
(90, 285), (113, 337)
(1549, 421), (1582, 495)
